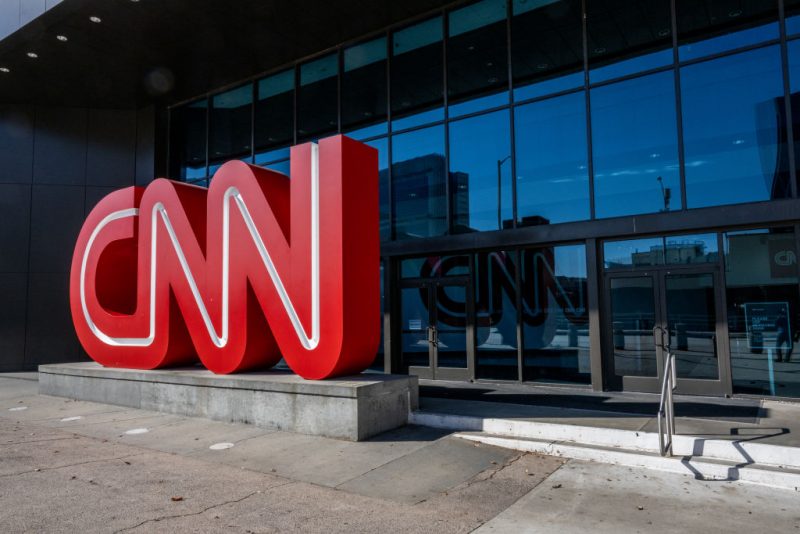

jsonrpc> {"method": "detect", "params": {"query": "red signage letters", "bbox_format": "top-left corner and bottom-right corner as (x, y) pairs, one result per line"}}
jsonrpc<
(70, 135), (380, 380)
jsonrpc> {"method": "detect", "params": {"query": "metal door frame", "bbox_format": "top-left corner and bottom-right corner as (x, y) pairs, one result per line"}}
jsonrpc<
(400, 275), (474, 380)
(603, 264), (731, 396)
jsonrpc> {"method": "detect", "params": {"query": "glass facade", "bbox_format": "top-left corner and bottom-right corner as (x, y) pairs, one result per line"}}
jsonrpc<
(166, 0), (800, 398)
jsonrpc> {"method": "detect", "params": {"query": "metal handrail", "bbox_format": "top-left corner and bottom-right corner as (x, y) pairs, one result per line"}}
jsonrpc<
(657, 351), (677, 456)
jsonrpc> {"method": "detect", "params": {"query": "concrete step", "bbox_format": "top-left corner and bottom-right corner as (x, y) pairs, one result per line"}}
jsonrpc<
(409, 410), (800, 470)
(455, 432), (800, 492)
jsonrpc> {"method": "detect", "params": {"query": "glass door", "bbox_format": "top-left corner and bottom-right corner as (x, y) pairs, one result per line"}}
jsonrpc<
(605, 268), (728, 395)
(400, 278), (473, 380)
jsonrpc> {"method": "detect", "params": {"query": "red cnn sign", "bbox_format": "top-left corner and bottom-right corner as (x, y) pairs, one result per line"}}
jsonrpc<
(70, 135), (380, 380)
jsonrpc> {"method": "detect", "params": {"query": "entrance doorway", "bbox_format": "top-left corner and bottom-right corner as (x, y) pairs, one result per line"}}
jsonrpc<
(399, 277), (474, 380)
(604, 267), (730, 395)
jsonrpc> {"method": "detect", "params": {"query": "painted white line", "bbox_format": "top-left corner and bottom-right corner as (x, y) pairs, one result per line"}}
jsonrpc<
(209, 442), (234, 450)
(9, 406), (27, 412)
(60, 416), (83, 422)
(124, 428), (149, 435)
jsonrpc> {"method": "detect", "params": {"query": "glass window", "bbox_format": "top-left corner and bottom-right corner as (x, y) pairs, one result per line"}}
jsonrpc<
(475, 250), (519, 380)
(364, 137), (390, 242)
(665, 233), (719, 264)
(587, 0), (673, 84)
(787, 40), (800, 195)
(370, 260), (386, 371)
(592, 71), (680, 218)
(401, 285), (430, 368)
(511, 0), (583, 101)
(787, 0), (800, 35)
(609, 276), (658, 377)
(254, 69), (294, 166)
(400, 255), (470, 278)
(392, 125), (447, 239)
(515, 91), (589, 226)
(681, 46), (789, 209)
(208, 84), (253, 175)
(604, 237), (665, 269)
(676, 0), (778, 61)
(447, 0), (509, 117)
(342, 37), (388, 138)
(391, 17), (444, 131)
(297, 54), (338, 141)
(522, 244), (590, 384)
(449, 110), (512, 233)
(725, 228), (800, 397)
(263, 159), (290, 176)
(169, 99), (207, 181)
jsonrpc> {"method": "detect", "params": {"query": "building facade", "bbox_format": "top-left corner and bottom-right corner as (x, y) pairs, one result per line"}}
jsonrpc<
(3, 0), (800, 401)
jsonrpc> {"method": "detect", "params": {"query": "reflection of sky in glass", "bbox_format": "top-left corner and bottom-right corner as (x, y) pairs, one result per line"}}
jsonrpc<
(592, 70), (680, 218)
(515, 91), (589, 225)
(553, 244), (587, 279)
(682, 46), (784, 208)
(604, 237), (664, 268)
(449, 110), (512, 232)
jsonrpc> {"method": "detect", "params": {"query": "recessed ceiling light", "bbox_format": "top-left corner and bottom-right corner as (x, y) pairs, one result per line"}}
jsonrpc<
(0, 67), (9, 73)
(26, 52), (38, 58)
(56, 35), (68, 42)
(89, 16), (102, 23)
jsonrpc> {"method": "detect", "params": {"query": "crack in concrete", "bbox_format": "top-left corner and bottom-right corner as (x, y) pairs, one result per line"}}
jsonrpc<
(0, 452), (148, 478)
(113, 482), (295, 533)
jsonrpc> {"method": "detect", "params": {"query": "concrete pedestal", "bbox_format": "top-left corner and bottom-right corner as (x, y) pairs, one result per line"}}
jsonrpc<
(38, 362), (418, 441)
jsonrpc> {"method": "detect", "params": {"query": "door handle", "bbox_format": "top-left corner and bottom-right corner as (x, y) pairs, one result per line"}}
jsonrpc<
(426, 326), (437, 345)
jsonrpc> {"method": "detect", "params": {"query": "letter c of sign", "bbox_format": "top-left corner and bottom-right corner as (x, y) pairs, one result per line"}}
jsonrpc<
(69, 135), (381, 380)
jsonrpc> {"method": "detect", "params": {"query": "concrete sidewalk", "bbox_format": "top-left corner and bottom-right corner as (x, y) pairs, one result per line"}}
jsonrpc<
(0, 374), (798, 532)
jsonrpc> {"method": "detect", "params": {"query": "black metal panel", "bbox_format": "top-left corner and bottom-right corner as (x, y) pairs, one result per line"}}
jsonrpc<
(135, 106), (156, 186)
(0, 104), (34, 184)
(0, 183), (30, 273)
(28, 184), (84, 273)
(24, 271), (83, 368)
(32, 106), (87, 185)
(86, 108), (136, 187)
(0, 272), (27, 370)
(84, 185), (117, 216)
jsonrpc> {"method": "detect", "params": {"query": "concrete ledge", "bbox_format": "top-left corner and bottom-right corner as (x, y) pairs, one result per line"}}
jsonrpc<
(39, 362), (418, 441)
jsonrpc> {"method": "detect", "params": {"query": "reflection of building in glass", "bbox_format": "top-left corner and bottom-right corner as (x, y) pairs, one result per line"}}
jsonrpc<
(631, 241), (719, 267)
(392, 154), (469, 239)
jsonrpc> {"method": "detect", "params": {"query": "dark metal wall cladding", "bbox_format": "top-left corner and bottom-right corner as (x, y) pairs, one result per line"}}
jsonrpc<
(0, 0), (452, 108)
(0, 104), (155, 371)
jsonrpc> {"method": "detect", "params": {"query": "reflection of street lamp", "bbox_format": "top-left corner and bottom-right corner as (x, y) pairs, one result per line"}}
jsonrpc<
(497, 155), (511, 229)
(657, 175), (671, 212)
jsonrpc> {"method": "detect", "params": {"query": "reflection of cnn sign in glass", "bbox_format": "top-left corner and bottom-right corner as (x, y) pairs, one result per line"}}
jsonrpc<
(69, 136), (380, 380)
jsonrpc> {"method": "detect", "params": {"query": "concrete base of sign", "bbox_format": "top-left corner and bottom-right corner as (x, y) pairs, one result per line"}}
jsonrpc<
(38, 362), (418, 441)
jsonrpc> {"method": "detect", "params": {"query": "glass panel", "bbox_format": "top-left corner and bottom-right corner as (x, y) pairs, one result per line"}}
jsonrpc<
(610, 276), (658, 377)
(786, 40), (800, 196)
(400, 255), (471, 279)
(364, 137), (390, 242)
(475, 250), (519, 380)
(515, 91), (589, 225)
(681, 46), (789, 208)
(342, 37), (387, 134)
(522, 245), (590, 384)
(676, 0), (778, 61)
(392, 124), (447, 239)
(511, 0), (583, 101)
(401, 286), (430, 368)
(254, 69), (294, 165)
(209, 84), (253, 175)
(665, 233), (719, 264)
(391, 17), (444, 131)
(297, 54), (338, 141)
(604, 238), (665, 269)
(592, 71), (680, 218)
(449, 109), (512, 233)
(788, 0), (800, 35)
(447, 0), (509, 117)
(436, 284), (469, 368)
(587, 0), (673, 84)
(725, 228), (800, 397)
(263, 159), (290, 176)
(370, 260), (385, 371)
(169, 99), (207, 181)
(665, 273), (720, 379)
